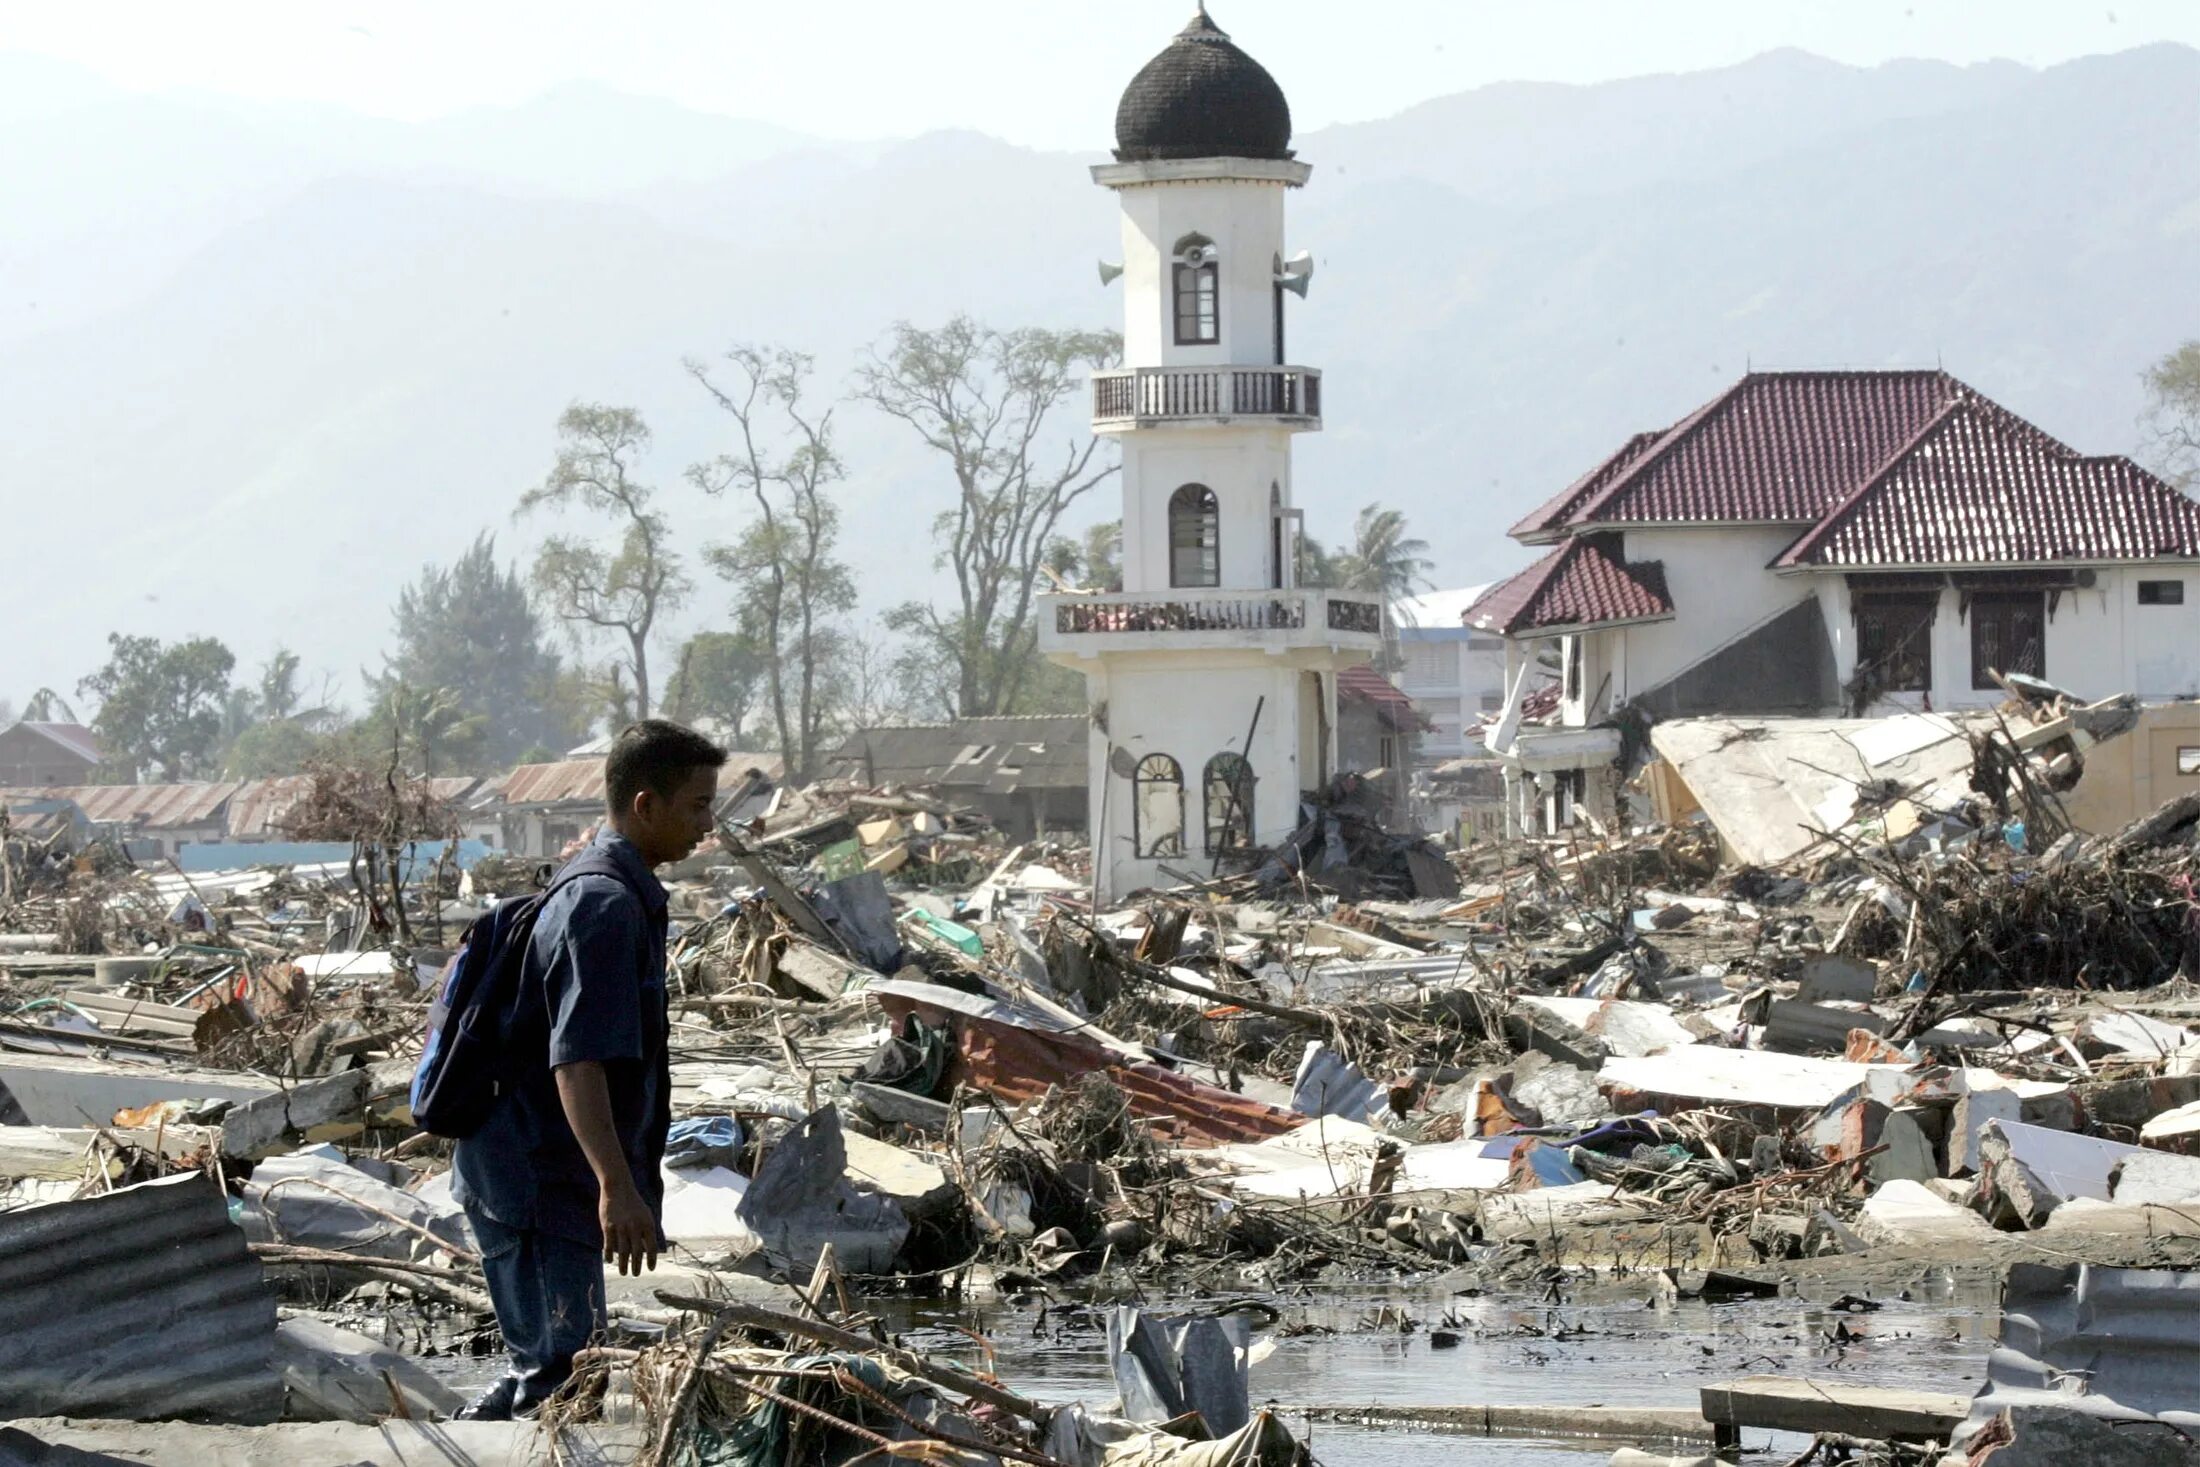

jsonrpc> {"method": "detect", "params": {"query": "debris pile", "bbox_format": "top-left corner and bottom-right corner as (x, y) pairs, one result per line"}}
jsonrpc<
(5, 701), (2200, 1464)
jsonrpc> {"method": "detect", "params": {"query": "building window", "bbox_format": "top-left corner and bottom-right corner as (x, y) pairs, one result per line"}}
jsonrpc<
(1202, 753), (1254, 856)
(1854, 594), (1935, 694)
(2139, 579), (2186, 606)
(1168, 484), (1220, 587)
(1563, 636), (1583, 700)
(1378, 735), (1398, 769)
(2180, 747), (2200, 776)
(1970, 592), (2044, 688)
(1132, 754), (1185, 859)
(1172, 234), (1219, 345)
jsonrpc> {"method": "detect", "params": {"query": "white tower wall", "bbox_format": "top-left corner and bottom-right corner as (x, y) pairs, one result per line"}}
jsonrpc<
(1115, 181), (1286, 368)
(1120, 428), (1294, 593)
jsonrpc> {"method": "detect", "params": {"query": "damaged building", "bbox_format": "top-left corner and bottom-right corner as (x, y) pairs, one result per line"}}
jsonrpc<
(1467, 370), (2200, 833)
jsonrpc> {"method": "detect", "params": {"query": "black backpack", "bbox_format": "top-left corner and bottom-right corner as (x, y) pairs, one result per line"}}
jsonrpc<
(409, 851), (635, 1139)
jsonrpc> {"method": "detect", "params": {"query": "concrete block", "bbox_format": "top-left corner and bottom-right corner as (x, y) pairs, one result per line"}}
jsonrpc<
(220, 1070), (372, 1161)
(1796, 953), (1879, 1003)
(273, 1317), (462, 1423)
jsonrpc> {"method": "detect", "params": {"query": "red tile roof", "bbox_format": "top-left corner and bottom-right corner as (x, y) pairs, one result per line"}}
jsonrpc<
(1509, 430), (1664, 543)
(1465, 534), (1674, 636)
(1520, 370), (1988, 537)
(1776, 400), (2200, 568)
(1336, 663), (1426, 731)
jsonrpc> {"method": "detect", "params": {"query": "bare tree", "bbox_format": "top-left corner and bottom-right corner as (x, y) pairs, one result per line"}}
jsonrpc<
(686, 347), (854, 780)
(853, 317), (1120, 717)
(518, 404), (690, 721)
(2143, 340), (2200, 490)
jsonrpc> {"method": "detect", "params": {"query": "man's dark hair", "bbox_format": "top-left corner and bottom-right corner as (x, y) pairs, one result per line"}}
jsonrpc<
(604, 720), (727, 814)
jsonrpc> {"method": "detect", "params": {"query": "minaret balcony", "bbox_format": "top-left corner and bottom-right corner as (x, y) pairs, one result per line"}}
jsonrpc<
(1090, 366), (1321, 433)
(1038, 586), (1383, 658)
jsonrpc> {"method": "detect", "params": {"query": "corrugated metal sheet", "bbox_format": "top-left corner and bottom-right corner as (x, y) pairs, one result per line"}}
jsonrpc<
(496, 759), (605, 807)
(826, 716), (1087, 793)
(0, 1171), (280, 1422)
(873, 985), (1302, 1148)
(2, 782), (239, 829)
(221, 775), (480, 837)
(1953, 1262), (2200, 1451)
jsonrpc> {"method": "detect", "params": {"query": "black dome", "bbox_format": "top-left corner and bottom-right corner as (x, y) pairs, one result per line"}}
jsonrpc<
(1113, 7), (1293, 163)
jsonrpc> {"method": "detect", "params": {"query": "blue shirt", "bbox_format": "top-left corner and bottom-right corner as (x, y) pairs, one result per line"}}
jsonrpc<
(452, 832), (671, 1248)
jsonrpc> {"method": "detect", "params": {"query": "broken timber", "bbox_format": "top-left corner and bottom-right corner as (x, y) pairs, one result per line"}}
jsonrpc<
(1699, 1376), (1969, 1458)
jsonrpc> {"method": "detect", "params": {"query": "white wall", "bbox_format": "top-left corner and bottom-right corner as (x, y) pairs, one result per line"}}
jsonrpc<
(1081, 651), (1315, 898)
(1606, 526), (1815, 704)
(1398, 628), (1508, 758)
(1120, 427), (1295, 592)
(1114, 178), (1288, 368)
(1819, 566), (2200, 711)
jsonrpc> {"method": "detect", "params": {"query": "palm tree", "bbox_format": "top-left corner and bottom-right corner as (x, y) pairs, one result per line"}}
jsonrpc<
(1338, 503), (1437, 614)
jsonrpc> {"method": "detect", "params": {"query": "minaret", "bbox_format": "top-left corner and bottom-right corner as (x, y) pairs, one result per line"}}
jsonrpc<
(1040, 7), (1384, 901)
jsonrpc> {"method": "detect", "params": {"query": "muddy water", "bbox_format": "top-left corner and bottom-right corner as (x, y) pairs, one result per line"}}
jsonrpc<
(419, 1268), (1998, 1461)
(882, 1271), (1999, 1464)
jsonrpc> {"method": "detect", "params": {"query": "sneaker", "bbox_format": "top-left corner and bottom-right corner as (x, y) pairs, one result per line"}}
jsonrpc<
(456, 1375), (520, 1422)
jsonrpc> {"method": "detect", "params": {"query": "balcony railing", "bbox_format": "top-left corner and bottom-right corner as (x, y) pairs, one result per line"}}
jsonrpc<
(1091, 366), (1322, 427)
(1044, 588), (1383, 642)
(1326, 597), (1383, 635)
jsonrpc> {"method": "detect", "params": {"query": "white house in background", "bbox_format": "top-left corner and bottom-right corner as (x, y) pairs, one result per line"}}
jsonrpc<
(1394, 586), (1506, 761)
(1466, 369), (2200, 834)
(1038, 9), (1385, 900)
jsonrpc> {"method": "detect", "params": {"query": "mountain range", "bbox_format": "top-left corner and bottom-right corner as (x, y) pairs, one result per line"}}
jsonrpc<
(3, 42), (2196, 705)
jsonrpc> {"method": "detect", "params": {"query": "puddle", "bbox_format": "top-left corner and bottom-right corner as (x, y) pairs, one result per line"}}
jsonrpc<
(411, 1270), (1999, 1461)
(880, 1274), (1998, 1462)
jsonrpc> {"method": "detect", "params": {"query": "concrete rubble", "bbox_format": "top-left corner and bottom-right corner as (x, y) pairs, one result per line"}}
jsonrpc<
(6, 691), (2200, 1462)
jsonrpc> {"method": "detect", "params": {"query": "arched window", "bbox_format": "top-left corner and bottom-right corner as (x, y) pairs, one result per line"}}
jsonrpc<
(1169, 484), (1220, 588)
(1132, 754), (1185, 859)
(1203, 753), (1255, 856)
(1172, 233), (1219, 345)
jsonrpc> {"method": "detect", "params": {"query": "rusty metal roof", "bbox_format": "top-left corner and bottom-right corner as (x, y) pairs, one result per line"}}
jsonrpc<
(494, 759), (606, 808)
(2, 781), (240, 829)
(1466, 534), (1675, 637)
(0, 1171), (280, 1422)
(222, 774), (478, 837)
(874, 984), (1303, 1148)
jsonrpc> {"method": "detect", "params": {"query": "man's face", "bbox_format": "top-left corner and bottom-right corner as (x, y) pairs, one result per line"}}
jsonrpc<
(630, 765), (719, 866)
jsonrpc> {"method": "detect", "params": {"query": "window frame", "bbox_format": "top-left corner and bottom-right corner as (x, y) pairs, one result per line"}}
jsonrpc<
(1201, 752), (1255, 857)
(1132, 753), (1186, 859)
(1853, 592), (1936, 695)
(2179, 747), (2200, 777)
(1168, 483), (1221, 588)
(1171, 235), (1219, 346)
(2139, 579), (2186, 606)
(1969, 591), (2045, 689)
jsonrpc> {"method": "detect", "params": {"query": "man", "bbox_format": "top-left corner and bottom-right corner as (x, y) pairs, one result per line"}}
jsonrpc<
(452, 719), (725, 1419)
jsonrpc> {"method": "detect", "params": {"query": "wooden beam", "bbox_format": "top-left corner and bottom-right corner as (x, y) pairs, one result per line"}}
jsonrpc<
(1700, 1376), (1968, 1443)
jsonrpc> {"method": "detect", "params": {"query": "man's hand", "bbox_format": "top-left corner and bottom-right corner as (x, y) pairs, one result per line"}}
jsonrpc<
(598, 1176), (659, 1276)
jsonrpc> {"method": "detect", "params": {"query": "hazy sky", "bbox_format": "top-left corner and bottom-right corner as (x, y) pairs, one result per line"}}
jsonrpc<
(7, 0), (2198, 144)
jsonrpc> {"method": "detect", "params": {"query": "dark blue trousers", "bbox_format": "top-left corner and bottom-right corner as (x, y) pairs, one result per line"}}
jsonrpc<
(467, 1206), (607, 1410)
